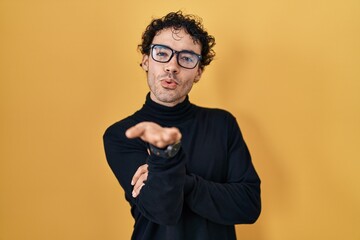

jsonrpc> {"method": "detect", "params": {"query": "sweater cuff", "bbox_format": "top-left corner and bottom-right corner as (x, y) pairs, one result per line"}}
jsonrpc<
(147, 148), (184, 172)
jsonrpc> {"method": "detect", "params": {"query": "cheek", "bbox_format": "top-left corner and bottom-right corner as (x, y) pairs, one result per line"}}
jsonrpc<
(149, 71), (158, 83)
(181, 78), (196, 91)
(184, 72), (199, 85)
(146, 70), (159, 88)
(148, 64), (162, 79)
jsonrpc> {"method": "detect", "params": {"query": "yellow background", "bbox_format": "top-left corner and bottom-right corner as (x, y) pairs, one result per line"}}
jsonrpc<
(1, 0), (359, 239)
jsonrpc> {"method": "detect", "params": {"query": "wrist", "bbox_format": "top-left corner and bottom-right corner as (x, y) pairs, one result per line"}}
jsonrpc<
(149, 141), (181, 159)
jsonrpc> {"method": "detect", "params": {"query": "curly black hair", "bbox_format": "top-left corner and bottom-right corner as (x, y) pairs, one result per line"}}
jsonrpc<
(138, 11), (216, 70)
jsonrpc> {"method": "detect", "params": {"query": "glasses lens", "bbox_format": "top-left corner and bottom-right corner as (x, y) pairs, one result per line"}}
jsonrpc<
(178, 52), (199, 69)
(151, 44), (201, 69)
(152, 45), (172, 62)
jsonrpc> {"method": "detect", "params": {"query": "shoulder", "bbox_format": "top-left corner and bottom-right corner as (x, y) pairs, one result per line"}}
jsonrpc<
(103, 116), (137, 142)
(195, 105), (236, 123)
(193, 106), (242, 138)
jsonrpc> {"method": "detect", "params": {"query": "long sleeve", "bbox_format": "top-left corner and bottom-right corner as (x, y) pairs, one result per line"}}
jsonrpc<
(103, 95), (261, 240)
(103, 119), (187, 225)
(183, 113), (261, 225)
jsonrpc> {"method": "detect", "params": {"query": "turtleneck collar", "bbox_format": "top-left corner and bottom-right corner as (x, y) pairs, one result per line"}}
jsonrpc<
(134, 93), (196, 126)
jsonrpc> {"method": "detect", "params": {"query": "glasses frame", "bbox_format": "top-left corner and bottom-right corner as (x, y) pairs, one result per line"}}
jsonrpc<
(150, 44), (202, 69)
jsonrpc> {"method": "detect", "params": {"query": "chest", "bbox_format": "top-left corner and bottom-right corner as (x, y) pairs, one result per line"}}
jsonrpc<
(179, 119), (229, 182)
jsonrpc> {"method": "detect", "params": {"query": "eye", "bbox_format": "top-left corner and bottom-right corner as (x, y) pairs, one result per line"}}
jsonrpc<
(181, 56), (194, 62)
(179, 53), (196, 63)
(156, 50), (169, 57)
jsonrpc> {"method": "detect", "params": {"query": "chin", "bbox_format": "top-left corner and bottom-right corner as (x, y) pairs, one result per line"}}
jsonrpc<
(157, 91), (177, 101)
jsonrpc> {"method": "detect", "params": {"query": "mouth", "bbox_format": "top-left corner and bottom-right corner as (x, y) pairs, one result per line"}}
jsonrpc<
(160, 78), (178, 90)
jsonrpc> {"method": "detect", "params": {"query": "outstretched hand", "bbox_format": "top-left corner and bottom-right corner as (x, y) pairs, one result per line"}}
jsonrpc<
(125, 121), (181, 148)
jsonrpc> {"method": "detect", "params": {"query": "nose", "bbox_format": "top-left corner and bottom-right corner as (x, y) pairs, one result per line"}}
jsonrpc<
(164, 54), (180, 73)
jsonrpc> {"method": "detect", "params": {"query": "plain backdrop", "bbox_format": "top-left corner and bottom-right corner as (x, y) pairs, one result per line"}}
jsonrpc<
(1, 0), (359, 239)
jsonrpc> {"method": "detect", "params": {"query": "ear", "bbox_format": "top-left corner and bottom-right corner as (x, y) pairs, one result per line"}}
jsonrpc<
(141, 54), (149, 72)
(194, 67), (203, 83)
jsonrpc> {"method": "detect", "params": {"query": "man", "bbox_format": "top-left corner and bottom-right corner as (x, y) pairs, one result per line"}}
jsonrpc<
(103, 11), (261, 240)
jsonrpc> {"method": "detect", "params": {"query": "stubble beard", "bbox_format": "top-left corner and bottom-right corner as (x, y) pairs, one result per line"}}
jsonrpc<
(147, 72), (195, 106)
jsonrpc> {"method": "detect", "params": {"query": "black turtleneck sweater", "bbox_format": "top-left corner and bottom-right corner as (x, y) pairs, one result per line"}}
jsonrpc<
(103, 94), (261, 240)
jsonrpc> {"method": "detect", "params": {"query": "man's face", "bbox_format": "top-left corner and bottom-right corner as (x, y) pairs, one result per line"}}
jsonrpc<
(141, 28), (203, 107)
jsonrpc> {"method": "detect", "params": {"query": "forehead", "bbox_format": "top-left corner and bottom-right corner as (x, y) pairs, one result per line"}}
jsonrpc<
(152, 28), (201, 53)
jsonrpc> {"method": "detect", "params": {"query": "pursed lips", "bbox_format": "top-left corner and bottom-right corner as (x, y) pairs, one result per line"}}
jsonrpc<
(160, 77), (179, 89)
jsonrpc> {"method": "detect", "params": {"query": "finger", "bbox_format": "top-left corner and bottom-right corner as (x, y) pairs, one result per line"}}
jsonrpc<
(166, 127), (182, 142)
(131, 165), (147, 185)
(131, 164), (148, 185)
(152, 128), (181, 148)
(146, 134), (163, 147)
(126, 123), (147, 139)
(133, 173), (148, 192)
(174, 129), (182, 142)
(132, 183), (145, 198)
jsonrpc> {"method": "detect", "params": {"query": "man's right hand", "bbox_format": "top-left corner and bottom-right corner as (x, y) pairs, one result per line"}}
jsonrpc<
(125, 121), (181, 148)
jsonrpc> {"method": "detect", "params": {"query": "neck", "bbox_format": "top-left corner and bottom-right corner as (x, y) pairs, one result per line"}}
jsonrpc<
(150, 92), (186, 107)
(134, 93), (195, 125)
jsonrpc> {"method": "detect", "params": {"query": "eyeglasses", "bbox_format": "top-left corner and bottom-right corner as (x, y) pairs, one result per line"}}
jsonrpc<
(150, 44), (202, 69)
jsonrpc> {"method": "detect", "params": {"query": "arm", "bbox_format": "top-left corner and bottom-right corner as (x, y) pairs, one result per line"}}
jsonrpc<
(130, 116), (261, 225)
(184, 115), (261, 225)
(103, 120), (186, 225)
